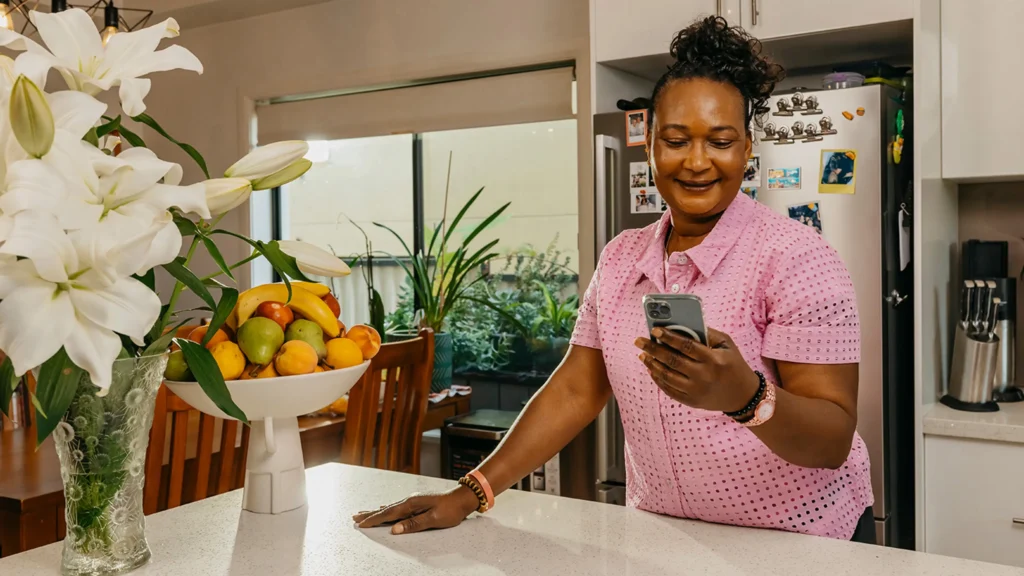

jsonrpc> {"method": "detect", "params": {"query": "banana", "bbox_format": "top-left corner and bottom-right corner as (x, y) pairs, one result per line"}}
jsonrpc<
(234, 284), (340, 337)
(290, 281), (331, 298)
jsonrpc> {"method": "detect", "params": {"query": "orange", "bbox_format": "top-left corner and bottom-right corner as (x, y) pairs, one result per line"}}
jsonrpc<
(325, 338), (363, 369)
(241, 363), (278, 380)
(169, 324), (200, 351)
(329, 396), (348, 414)
(274, 340), (319, 376)
(188, 325), (230, 350)
(346, 325), (381, 360)
(210, 341), (245, 380)
(322, 293), (341, 318)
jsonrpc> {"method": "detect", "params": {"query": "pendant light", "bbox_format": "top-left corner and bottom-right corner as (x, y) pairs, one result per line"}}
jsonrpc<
(0, 0), (13, 31)
(51, 0), (66, 12)
(100, 1), (118, 46)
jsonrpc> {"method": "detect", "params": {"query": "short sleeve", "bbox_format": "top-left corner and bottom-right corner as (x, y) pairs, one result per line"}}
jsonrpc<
(761, 242), (860, 364)
(570, 260), (602, 350)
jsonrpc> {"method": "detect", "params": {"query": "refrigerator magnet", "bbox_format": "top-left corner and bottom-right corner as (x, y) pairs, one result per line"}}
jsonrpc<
(631, 189), (660, 214)
(742, 154), (761, 186)
(767, 167), (801, 190)
(787, 202), (823, 235)
(741, 186), (758, 201)
(818, 149), (856, 194)
(629, 162), (649, 187)
(625, 110), (647, 147)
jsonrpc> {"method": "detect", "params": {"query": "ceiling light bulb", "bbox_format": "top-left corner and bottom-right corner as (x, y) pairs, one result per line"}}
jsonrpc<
(0, 0), (12, 31)
(51, 0), (67, 12)
(101, 2), (118, 46)
(101, 25), (117, 45)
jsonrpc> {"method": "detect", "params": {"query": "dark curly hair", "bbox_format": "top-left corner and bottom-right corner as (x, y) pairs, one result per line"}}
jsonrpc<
(649, 16), (785, 133)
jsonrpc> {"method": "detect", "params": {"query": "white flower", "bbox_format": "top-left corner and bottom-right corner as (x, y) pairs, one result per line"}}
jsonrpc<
(0, 211), (163, 390)
(251, 159), (312, 191)
(225, 141), (308, 181)
(9, 75), (53, 157)
(277, 240), (351, 278)
(203, 178), (252, 216)
(0, 9), (202, 116)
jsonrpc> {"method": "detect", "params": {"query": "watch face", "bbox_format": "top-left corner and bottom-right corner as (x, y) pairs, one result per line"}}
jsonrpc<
(756, 402), (775, 421)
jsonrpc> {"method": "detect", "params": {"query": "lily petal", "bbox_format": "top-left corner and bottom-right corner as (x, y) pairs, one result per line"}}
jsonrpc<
(202, 177), (251, 216)
(225, 141), (308, 180)
(277, 240), (351, 278)
(251, 159), (312, 191)
(63, 314), (122, 391)
(118, 77), (151, 117)
(30, 9), (103, 66)
(69, 276), (161, 345)
(47, 90), (106, 138)
(0, 278), (74, 377)
(0, 211), (76, 283)
(137, 182), (211, 219)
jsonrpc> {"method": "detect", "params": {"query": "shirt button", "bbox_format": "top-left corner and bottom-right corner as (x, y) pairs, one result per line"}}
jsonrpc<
(671, 284), (680, 293)
(677, 255), (688, 265)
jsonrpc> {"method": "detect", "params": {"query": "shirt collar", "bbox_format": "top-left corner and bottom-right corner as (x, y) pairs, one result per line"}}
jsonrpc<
(634, 192), (757, 283)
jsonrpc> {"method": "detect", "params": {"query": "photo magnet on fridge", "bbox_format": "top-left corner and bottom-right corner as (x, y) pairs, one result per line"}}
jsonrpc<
(625, 109), (647, 147)
(629, 162), (649, 188)
(788, 202), (822, 235)
(742, 154), (761, 186)
(818, 149), (856, 194)
(631, 189), (661, 214)
(741, 186), (758, 201)
(767, 167), (801, 190)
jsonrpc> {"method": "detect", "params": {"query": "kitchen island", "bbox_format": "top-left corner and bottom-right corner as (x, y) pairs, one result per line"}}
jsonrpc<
(2, 463), (1018, 575)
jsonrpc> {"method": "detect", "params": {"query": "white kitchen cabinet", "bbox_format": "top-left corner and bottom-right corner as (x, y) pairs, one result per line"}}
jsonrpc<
(924, 435), (1024, 567)
(594, 0), (739, 62)
(941, 0), (1024, 181)
(740, 0), (911, 39)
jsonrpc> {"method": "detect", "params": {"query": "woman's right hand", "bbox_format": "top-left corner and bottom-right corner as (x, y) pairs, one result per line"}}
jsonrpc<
(352, 484), (481, 535)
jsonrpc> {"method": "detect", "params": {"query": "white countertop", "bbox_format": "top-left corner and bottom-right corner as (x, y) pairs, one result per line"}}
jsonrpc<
(4, 463), (1020, 575)
(924, 401), (1024, 444)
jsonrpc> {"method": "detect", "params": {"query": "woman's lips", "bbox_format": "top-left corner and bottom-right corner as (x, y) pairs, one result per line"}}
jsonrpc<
(676, 179), (719, 192)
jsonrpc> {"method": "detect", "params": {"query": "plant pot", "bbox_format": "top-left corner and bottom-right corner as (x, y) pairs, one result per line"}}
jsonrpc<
(53, 353), (168, 576)
(388, 330), (453, 392)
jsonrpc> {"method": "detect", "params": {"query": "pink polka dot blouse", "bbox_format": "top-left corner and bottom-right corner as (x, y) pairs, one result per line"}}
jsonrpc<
(571, 192), (873, 539)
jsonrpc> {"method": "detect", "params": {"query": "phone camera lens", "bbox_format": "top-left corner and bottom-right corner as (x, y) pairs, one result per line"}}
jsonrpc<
(658, 304), (671, 316)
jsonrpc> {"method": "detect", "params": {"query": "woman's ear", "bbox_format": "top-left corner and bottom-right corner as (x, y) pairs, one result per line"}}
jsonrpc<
(743, 132), (753, 161)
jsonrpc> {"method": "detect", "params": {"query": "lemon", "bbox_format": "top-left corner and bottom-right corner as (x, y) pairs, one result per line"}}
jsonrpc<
(210, 341), (246, 381)
(325, 338), (363, 369)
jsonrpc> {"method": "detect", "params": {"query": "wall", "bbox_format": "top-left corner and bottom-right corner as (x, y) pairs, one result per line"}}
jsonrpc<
(142, 0), (593, 301)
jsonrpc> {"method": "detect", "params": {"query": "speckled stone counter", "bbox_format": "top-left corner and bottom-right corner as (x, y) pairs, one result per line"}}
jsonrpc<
(2, 463), (1020, 575)
(924, 402), (1024, 444)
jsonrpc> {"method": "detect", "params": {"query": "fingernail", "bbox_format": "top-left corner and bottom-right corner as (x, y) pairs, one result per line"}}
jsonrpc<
(392, 524), (405, 535)
(638, 353), (647, 362)
(652, 328), (664, 338)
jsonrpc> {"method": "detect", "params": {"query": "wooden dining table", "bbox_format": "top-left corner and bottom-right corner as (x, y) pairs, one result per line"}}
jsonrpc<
(0, 393), (470, 558)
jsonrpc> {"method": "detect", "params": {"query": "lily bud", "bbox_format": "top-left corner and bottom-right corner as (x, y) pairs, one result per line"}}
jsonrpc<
(203, 178), (252, 216)
(10, 75), (54, 158)
(277, 240), (351, 278)
(251, 159), (312, 191)
(224, 141), (308, 181)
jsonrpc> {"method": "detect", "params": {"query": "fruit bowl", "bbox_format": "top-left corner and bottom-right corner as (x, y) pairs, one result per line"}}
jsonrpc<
(165, 362), (369, 515)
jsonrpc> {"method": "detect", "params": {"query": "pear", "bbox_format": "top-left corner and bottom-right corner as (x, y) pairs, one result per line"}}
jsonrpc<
(285, 319), (327, 360)
(237, 317), (285, 365)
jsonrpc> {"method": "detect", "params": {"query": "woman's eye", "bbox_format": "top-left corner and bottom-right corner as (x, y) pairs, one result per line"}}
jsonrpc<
(710, 140), (734, 148)
(664, 139), (688, 148)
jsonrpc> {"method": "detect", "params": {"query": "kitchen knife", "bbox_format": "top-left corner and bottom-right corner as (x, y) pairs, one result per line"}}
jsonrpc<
(987, 297), (1002, 341)
(962, 280), (975, 331)
(970, 280), (984, 335)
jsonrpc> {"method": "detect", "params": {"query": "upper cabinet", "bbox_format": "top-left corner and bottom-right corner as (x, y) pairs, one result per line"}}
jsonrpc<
(594, 0), (739, 62)
(738, 0), (911, 40)
(941, 0), (1024, 181)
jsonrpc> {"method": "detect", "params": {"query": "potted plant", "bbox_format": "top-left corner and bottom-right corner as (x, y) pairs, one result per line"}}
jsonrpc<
(376, 158), (510, 392)
(527, 281), (579, 373)
(0, 10), (350, 575)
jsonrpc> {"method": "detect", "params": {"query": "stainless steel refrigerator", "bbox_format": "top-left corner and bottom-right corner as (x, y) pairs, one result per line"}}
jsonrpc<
(586, 85), (914, 548)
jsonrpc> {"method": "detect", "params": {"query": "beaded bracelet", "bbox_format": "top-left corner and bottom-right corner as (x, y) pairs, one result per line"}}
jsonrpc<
(723, 370), (767, 419)
(458, 476), (490, 513)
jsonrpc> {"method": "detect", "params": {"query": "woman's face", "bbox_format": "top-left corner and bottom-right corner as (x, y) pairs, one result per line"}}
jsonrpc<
(649, 78), (752, 219)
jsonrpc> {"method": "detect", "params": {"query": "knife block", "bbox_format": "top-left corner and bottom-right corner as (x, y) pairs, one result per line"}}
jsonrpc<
(943, 326), (1000, 412)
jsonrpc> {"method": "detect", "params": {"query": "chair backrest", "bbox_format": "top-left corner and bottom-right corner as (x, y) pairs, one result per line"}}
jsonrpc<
(341, 328), (434, 474)
(143, 386), (250, 515)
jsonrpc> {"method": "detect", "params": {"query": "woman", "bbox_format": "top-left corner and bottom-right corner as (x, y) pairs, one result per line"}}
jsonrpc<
(354, 17), (874, 543)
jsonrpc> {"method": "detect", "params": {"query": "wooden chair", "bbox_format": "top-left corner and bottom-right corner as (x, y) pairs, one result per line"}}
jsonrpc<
(341, 328), (434, 474)
(143, 386), (250, 515)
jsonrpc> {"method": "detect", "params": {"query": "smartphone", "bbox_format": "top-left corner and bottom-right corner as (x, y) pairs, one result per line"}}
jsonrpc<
(642, 294), (708, 346)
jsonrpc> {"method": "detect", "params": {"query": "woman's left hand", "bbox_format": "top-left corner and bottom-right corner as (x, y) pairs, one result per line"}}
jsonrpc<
(635, 327), (760, 413)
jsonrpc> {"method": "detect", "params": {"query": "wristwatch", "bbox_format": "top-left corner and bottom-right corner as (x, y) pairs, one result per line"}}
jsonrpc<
(741, 380), (776, 427)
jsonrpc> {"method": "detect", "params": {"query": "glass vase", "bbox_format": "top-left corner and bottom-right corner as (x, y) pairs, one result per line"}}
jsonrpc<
(53, 354), (168, 576)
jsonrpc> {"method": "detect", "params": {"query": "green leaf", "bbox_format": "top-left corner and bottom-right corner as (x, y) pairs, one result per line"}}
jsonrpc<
(441, 186), (485, 248)
(162, 257), (216, 310)
(132, 113), (210, 178)
(370, 288), (386, 342)
(209, 230), (312, 284)
(116, 122), (146, 148)
(0, 357), (17, 419)
(96, 115), (120, 138)
(201, 236), (235, 281)
(203, 277), (230, 289)
(83, 127), (99, 147)
(203, 288), (238, 346)
(34, 349), (85, 445)
(142, 317), (194, 357)
(29, 392), (46, 419)
(133, 269), (156, 291)
(174, 339), (247, 423)
(174, 214), (200, 237)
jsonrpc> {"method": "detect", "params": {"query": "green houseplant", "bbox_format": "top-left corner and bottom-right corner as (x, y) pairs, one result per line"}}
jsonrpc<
(376, 160), (509, 391)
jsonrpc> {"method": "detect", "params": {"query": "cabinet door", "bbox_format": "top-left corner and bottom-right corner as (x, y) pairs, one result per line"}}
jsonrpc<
(741, 0), (911, 40)
(941, 0), (1024, 180)
(925, 435), (1024, 567)
(594, 0), (720, 62)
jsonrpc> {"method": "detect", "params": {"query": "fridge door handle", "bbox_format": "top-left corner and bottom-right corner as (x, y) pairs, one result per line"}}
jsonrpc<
(594, 135), (622, 255)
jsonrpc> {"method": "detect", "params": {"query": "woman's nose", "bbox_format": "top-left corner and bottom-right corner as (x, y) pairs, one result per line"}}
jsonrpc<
(683, 143), (711, 173)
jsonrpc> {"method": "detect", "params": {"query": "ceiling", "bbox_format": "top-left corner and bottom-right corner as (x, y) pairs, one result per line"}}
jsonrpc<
(121, 0), (333, 29)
